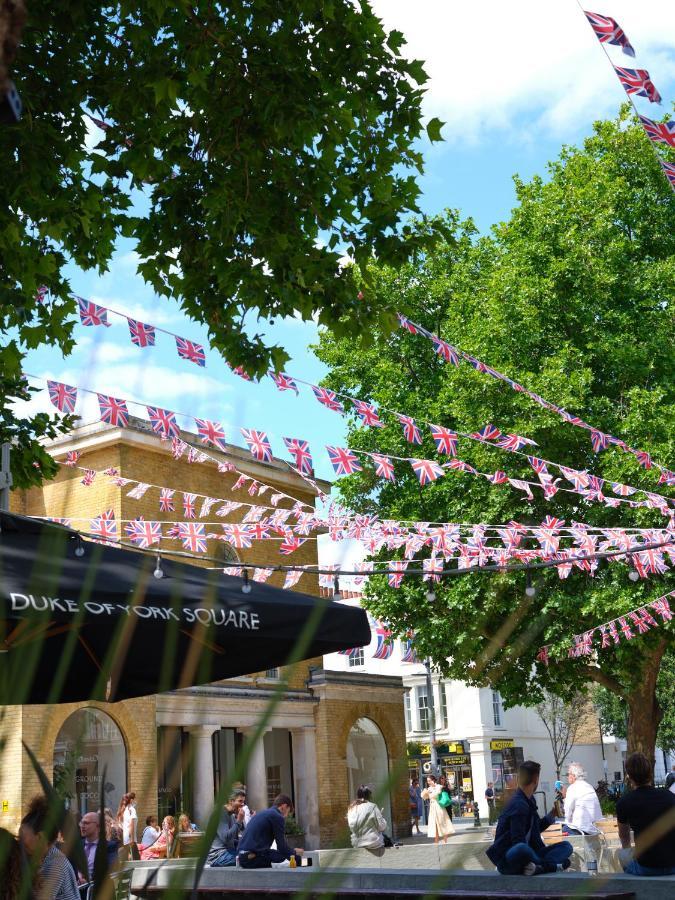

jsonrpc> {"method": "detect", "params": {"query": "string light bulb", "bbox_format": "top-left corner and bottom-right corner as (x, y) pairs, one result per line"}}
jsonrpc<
(242, 569), (252, 594)
(426, 589), (436, 603)
(74, 536), (85, 558)
(525, 571), (537, 598)
(153, 556), (164, 579)
(628, 569), (640, 582)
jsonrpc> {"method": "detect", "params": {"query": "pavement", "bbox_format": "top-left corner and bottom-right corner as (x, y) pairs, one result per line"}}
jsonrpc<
(398, 818), (492, 845)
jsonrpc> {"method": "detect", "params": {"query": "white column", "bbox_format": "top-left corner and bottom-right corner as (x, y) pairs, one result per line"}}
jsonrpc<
(468, 738), (492, 821)
(186, 725), (216, 828)
(241, 728), (269, 813)
(291, 727), (320, 849)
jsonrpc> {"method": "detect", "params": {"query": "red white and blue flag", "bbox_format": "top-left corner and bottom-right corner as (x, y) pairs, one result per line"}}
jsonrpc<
(638, 115), (675, 148)
(90, 509), (117, 543)
(429, 424), (458, 456)
(311, 385), (344, 413)
(372, 621), (394, 659)
(388, 560), (408, 588)
(497, 434), (536, 452)
(159, 488), (175, 512)
(97, 394), (129, 427)
(613, 66), (661, 103)
(410, 458), (445, 485)
(125, 517), (162, 548)
(48, 380), (77, 413)
(397, 414), (422, 445)
(401, 636), (419, 664)
(590, 430), (610, 453)
(352, 399), (384, 428)
(584, 11), (635, 56)
(269, 371), (299, 394)
(431, 336), (459, 366)
(221, 524), (254, 550)
(283, 437), (314, 476)
(229, 363), (252, 381)
(182, 493), (196, 519)
(660, 160), (675, 190)
(176, 522), (207, 553)
(127, 318), (156, 348)
(195, 418), (228, 451)
(279, 534), (307, 554)
(77, 298), (110, 327)
(397, 313), (419, 335)
(175, 336), (206, 367)
(471, 424), (502, 442)
(326, 446), (363, 476)
(371, 454), (395, 482)
(241, 428), (273, 462)
(147, 406), (180, 439)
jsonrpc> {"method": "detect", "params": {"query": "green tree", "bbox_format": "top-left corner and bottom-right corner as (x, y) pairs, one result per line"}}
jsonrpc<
(1, 0), (445, 487)
(316, 110), (675, 762)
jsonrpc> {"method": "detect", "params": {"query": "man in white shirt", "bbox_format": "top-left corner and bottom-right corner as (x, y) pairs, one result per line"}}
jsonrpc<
(563, 763), (602, 835)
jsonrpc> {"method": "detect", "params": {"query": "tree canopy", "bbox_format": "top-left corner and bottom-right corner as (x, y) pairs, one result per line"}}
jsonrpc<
(315, 110), (675, 758)
(1, 0), (444, 487)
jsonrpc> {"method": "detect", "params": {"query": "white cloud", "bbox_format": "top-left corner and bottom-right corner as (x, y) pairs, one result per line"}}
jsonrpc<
(371, 0), (675, 143)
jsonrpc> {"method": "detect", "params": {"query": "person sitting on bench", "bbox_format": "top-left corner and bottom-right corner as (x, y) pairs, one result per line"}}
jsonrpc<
(237, 794), (303, 869)
(486, 760), (573, 876)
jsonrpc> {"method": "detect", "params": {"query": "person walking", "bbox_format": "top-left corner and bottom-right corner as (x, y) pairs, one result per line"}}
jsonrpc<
(617, 752), (675, 876)
(421, 775), (454, 844)
(116, 792), (138, 861)
(562, 763), (602, 835)
(409, 778), (423, 834)
(347, 785), (390, 850)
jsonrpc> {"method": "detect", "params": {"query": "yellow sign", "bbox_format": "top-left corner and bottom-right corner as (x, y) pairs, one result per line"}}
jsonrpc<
(448, 742), (464, 755)
(490, 738), (515, 751)
(1, 800), (8, 812)
(462, 778), (472, 792)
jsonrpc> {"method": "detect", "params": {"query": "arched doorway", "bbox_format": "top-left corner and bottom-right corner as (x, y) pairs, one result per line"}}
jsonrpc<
(53, 708), (127, 818)
(346, 717), (391, 828)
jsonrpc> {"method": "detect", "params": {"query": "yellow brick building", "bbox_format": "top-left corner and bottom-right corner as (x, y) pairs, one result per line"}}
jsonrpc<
(1, 420), (409, 847)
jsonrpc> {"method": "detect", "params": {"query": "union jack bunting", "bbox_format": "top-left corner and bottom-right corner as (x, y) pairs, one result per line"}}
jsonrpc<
(352, 399), (384, 428)
(629, 608), (656, 634)
(634, 451), (652, 470)
(81, 469), (96, 486)
(372, 621), (394, 660)
(35, 285), (48, 303)
(445, 459), (478, 475)
(183, 493), (197, 519)
(199, 497), (218, 518)
(187, 447), (208, 464)
(195, 418), (227, 451)
(243, 505), (265, 523)
(127, 318), (156, 347)
(125, 517), (162, 548)
(371, 454), (395, 481)
(423, 557), (444, 582)
(600, 621), (621, 648)
(47, 380), (77, 413)
(229, 364), (251, 381)
(311, 385), (344, 413)
(252, 567), (273, 584)
(279, 535), (307, 554)
(159, 488), (175, 512)
(638, 115), (675, 148)
(76, 297), (110, 327)
(146, 406), (180, 439)
(217, 461), (235, 473)
(354, 561), (374, 585)
(634, 548), (669, 578)
(471, 424), (502, 442)
(396, 313), (419, 335)
(283, 569), (303, 589)
(216, 501), (242, 517)
(175, 336), (206, 367)
(171, 438), (187, 459)
(241, 428), (273, 463)
(660, 160), (675, 190)
(176, 522), (207, 553)
(401, 636), (419, 664)
(326, 446), (363, 476)
(650, 595), (673, 621)
(222, 565), (244, 578)
(613, 66), (661, 103)
(65, 450), (80, 466)
(429, 424), (458, 456)
(509, 479), (534, 500)
(269, 371), (299, 394)
(90, 509), (117, 543)
(97, 394), (129, 427)
(611, 482), (636, 496)
(388, 560), (408, 588)
(496, 434), (536, 452)
(486, 470), (508, 485)
(283, 437), (314, 475)
(590, 430), (610, 452)
(232, 475), (249, 491)
(221, 524), (254, 549)
(584, 11), (635, 56)
(559, 466), (590, 491)
(397, 414), (422, 444)
(431, 336), (459, 366)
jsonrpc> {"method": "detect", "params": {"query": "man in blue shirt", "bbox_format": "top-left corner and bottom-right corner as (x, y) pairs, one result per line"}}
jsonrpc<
(238, 794), (304, 869)
(486, 760), (573, 875)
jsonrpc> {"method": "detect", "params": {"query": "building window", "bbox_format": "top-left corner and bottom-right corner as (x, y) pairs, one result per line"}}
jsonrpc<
(492, 691), (503, 727)
(265, 668), (280, 679)
(349, 648), (364, 667)
(439, 682), (448, 731)
(417, 685), (430, 732)
(404, 689), (412, 732)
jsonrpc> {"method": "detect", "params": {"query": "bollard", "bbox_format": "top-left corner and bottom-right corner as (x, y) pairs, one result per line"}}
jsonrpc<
(473, 800), (481, 827)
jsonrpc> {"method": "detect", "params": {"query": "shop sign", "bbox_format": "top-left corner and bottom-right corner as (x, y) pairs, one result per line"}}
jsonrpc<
(490, 738), (515, 751)
(418, 741), (466, 756)
(1, 800), (8, 812)
(441, 754), (470, 766)
(462, 778), (473, 792)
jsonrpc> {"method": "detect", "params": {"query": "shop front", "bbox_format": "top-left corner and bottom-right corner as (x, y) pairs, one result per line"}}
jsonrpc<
(408, 741), (475, 815)
(489, 738), (524, 802)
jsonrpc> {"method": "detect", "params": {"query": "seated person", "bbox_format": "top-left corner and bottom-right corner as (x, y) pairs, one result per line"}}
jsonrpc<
(237, 794), (303, 869)
(140, 815), (160, 849)
(178, 813), (198, 833)
(347, 785), (389, 849)
(486, 760), (573, 875)
(78, 811), (118, 886)
(617, 751), (675, 877)
(562, 763), (602, 834)
(207, 790), (247, 867)
(140, 816), (176, 860)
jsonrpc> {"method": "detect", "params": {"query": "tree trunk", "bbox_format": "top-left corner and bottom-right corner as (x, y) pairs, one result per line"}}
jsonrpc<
(626, 640), (666, 765)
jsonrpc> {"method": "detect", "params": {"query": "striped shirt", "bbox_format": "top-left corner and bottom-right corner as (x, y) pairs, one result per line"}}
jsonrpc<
(40, 844), (80, 900)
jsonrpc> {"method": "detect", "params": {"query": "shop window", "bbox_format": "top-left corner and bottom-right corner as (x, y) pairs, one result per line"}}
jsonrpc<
(265, 668), (280, 679)
(404, 689), (412, 732)
(53, 708), (127, 818)
(417, 685), (430, 732)
(439, 682), (448, 730)
(349, 648), (364, 667)
(492, 691), (503, 727)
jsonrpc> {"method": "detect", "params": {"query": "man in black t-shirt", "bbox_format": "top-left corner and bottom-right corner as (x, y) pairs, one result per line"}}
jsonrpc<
(616, 752), (675, 876)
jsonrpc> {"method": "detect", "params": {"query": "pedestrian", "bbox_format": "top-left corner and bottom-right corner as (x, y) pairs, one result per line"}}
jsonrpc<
(421, 775), (454, 844)
(486, 760), (573, 876)
(237, 794), (304, 869)
(116, 792), (138, 860)
(409, 778), (423, 834)
(347, 785), (392, 849)
(553, 781), (565, 819)
(140, 815), (160, 848)
(140, 816), (177, 860)
(207, 789), (247, 867)
(485, 782), (496, 825)
(19, 795), (80, 900)
(616, 752), (675, 876)
(439, 775), (453, 820)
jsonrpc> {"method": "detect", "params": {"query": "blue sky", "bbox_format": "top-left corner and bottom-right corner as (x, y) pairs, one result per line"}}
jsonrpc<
(16, 1), (675, 571)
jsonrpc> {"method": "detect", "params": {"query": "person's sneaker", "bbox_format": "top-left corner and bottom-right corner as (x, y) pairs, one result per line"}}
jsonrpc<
(271, 860), (291, 868)
(522, 862), (537, 876)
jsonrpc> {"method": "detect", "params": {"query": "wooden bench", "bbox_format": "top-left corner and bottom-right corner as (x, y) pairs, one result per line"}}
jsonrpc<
(541, 823), (565, 846)
(175, 831), (206, 857)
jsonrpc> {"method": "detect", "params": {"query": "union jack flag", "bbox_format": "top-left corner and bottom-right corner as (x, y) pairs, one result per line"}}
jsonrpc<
(326, 446), (363, 476)
(125, 517), (162, 548)
(311, 385), (344, 413)
(401, 635), (419, 663)
(388, 560), (408, 588)
(127, 317), (156, 347)
(634, 548), (669, 578)
(486, 470), (508, 485)
(35, 285), (48, 303)
(660, 160), (675, 190)
(509, 479), (534, 500)
(232, 474), (249, 491)
(650, 595), (673, 621)
(283, 569), (304, 589)
(269, 371), (299, 394)
(634, 451), (652, 470)
(76, 297), (110, 327)
(534, 516), (564, 556)
(423, 557), (444, 582)
(146, 406), (180, 438)
(159, 488), (175, 512)
(372, 621), (394, 659)
(47, 380), (77, 413)
(397, 414), (422, 444)
(471, 424), (502, 442)
(243, 504), (265, 523)
(613, 66), (661, 103)
(283, 437), (314, 475)
(90, 509), (117, 543)
(590, 430), (610, 453)
(352, 399), (384, 428)
(248, 522), (271, 541)
(97, 393), (129, 427)
(216, 501), (241, 517)
(431, 336), (459, 366)
(221, 524), (254, 549)
(445, 459), (478, 475)
(410, 458), (445, 485)
(279, 534), (307, 554)
(241, 428), (273, 462)
(396, 313), (419, 335)
(175, 336), (206, 367)
(371, 453), (395, 481)
(497, 433), (536, 452)
(252, 567), (273, 583)
(65, 450), (80, 466)
(176, 522), (207, 553)
(429, 424), (458, 456)
(629, 608), (656, 634)
(600, 621), (621, 648)
(199, 497), (218, 517)
(183, 493), (197, 519)
(195, 418), (227, 451)
(638, 115), (675, 148)
(584, 11), (635, 56)
(611, 482), (636, 496)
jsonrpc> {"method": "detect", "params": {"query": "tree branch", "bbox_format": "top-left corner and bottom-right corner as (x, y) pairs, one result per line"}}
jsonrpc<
(579, 666), (627, 699)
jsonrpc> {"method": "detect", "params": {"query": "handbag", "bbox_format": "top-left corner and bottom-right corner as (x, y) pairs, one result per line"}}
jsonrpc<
(438, 790), (451, 809)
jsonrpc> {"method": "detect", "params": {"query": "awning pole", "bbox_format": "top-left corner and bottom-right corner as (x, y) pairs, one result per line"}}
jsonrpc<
(0, 442), (12, 511)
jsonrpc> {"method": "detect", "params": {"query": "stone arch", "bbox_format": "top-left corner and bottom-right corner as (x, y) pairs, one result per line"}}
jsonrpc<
(346, 716), (391, 826)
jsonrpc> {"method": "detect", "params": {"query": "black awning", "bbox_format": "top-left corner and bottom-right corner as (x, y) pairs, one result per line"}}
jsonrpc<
(0, 511), (369, 704)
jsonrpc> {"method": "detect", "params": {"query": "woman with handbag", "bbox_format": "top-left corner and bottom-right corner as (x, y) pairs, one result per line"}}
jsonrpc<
(421, 775), (455, 844)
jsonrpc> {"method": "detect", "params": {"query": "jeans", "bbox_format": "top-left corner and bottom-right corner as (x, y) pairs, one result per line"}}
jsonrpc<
(497, 841), (574, 875)
(209, 848), (237, 867)
(623, 859), (675, 877)
(239, 849), (292, 869)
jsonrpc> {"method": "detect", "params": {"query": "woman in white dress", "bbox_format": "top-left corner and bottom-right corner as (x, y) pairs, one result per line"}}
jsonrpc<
(421, 774), (455, 844)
